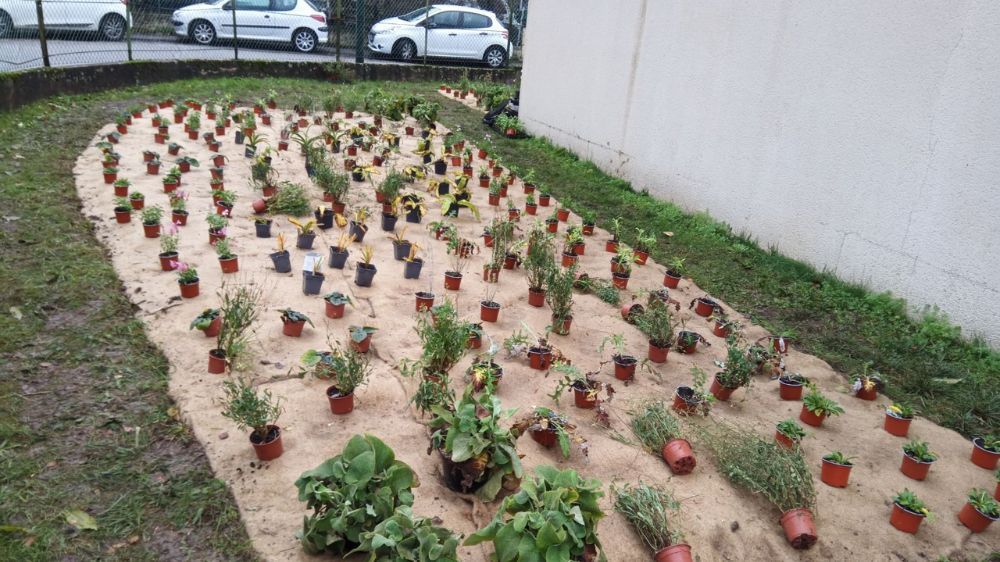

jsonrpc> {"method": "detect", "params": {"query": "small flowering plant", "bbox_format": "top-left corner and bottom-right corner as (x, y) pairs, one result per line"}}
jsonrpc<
(172, 261), (199, 284)
(893, 488), (931, 519)
(160, 222), (180, 254)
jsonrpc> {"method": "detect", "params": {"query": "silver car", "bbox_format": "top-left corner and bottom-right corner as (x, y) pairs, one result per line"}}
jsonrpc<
(367, 4), (511, 67)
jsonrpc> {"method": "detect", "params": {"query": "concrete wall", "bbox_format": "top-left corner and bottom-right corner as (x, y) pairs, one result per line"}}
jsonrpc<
(519, 0), (1000, 345)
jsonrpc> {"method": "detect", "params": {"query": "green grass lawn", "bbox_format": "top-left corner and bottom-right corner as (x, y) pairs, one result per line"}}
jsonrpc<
(0, 75), (995, 560)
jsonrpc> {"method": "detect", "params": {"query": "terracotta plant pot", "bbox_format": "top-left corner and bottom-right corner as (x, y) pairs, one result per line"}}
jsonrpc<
(530, 428), (557, 448)
(780, 508), (817, 549)
(611, 273), (630, 289)
(820, 459), (852, 488)
(634, 250), (649, 265)
(325, 301), (346, 319)
(444, 272), (463, 291)
(158, 252), (178, 271)
(561, 252), (578, 268)
(690, 297), (719, 317)
(958, 501), (998, 532)
(709, 377), (735, 401)
(327, 387), (355, 415)
(778, 377), (805, 400)
(179, 280), (199, 298)
(712, 319), (731, 338)
(351, 333), (372, 354)
(799, 406), (826, 427)
(202, 316), (221, 338)
(654, 544), (693, 562)
(648, 341), (669, 363)
(613, 356), (637, 381)
(415, 292), (435, 312)
(556, 208), (570, 222)
(970, 437), (1000, 470)
(663, 271), (681, 288)
(552, 315), (572, 335)
(855, 385), (878, 401)
(142, 223), (161, 239)
(883, 411), (912, 437)
(282, 319), (306, 337)
(527, 347), (553, 370)
(527, 288), (545, 307)
(250, 425), (283, 461)
(219, 256), (239, 274)
(661, 439), (696, 475)
(573, 385), (597, 409)
(207, 349), (226, 373)
(900, 452), (934, 480)
(672, 387), (702, 415)
(114, 209), (131, 224)
(774, 431), (798, 449)
(889, 502), (925, 534)
(480, 301), (501, 323)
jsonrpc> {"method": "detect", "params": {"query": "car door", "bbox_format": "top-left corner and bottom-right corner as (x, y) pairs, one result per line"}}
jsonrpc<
(452, 12), (494, 58)
(218, 0), (271, 41)
(266, 0), (299, 42)
(39, 0), (73, 29)
(423, 9), (461, 57)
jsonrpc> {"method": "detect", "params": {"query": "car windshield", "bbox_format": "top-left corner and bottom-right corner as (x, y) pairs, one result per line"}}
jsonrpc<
(397, 7), (430, 21)
(304, 0), (323, 11)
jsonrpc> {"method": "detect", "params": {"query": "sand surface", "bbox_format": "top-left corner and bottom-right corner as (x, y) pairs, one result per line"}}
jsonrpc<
(74, 105), (997, 561)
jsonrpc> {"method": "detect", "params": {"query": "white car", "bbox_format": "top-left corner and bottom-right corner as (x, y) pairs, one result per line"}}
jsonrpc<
(172, 0), (328, 53)
(368, 5), (511, 68)
(0, 0), (127, 40)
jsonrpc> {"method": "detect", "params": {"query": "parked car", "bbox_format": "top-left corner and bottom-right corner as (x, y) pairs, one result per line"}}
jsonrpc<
(0, 0), (128, 40)
(172, 0), (328, 53)
(367, 5), (511, 67)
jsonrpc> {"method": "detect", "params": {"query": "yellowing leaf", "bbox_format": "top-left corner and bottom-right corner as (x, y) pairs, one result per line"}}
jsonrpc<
(65, 510), (98, 531)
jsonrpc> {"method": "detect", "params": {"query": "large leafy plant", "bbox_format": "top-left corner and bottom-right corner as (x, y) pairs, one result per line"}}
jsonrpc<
(296, 434), (417, 555)
(349, 505), (461, 562)
(465, 465), (606, 562)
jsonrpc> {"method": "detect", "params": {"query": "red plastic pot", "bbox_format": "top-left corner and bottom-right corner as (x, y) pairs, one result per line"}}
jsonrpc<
(957, 501), (997, 532)
(820, 459), (852, 488)
(219, 256), (239, 274)
(855, 385), (878, 401)
(538, 195), (550, 206)
(712, 319), (731, 338)
(159, 253), (178, 271)
(530, 428), (557, 448)
(620, 303), (644, 322)
(691, 297), (718, 317)
(573, 386), (597, 409)
(611, 273), (630, 289)
(883, 411), (912, 437)
(900, 452), (934, 481)
(488, 194), (500, 206)
(351, 334), (372, 354)
(207, 349), (226, 373)
(282, 319), (306, 337)
(799, 406), (826, 427)
(326, 301), (346, 319)
(648, 341), (669, 363)
(561, 252), (578, 267)
(634, 250), (649, 265)
(709, 377), (735, 401)
(606, 240), (618, 253)
(179, 280), (199, 298)
(480, 301), (500, 323)
(163, 181), (179, 193)
(467, 334), (482, 349)
(171, 211), (188, 225)
(250, 425), (283, 461)
(661, 439), (696, 475)
(203, 316), (221, 338)
(778, 378), (805, 400)
(483, 267), (500, 283)
(971, 437), (1000, 470)
(415, 292), (435, 312)
(582, 224), (594, 235)
(556, 208), (570, 222)
(774, 431), (798, 449)
(663, 271), (681, 288)
(114, 184), (128, 197)
(527, 288), (545, 307)
(146, 162), (160, 175)
(780, 508), (817, 549)
(444, 272), (462, 291)
(654, 544), (693, 562)
(613, 356), (637, 381)
(546, 220), (558, 233)
(552, 315), (572, 335)
(890, 502), (925, 534)
(327, 387), (355, 415)
(114, 209), (131, 224)
(525, 203), (537, 215)
(103, 172), (116, 184)
(528, 347), (553, 370)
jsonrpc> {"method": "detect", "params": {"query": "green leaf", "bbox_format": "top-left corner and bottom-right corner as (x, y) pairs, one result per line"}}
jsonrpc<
(535, 522), (565, 549)
(345, 451), (376, 484)
(64, 510), (98, 531)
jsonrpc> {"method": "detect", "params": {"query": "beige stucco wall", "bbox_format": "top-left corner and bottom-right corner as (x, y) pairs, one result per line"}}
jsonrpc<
(519, 0), (1000, 345)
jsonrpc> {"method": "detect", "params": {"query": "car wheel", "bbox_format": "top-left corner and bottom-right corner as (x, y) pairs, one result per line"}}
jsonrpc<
(484, 45), (507, 68)
(292, 28), (317, 53)
(393, 38), (417, 62)
(100, 13), (127, 41)
(0, 11), (13, 39)
(189, 20), (215, 45)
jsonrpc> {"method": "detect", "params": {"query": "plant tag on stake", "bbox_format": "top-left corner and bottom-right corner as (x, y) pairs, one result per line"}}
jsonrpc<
(303, 252), (322, 273)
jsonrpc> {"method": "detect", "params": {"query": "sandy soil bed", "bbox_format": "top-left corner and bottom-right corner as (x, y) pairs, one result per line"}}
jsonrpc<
(74, 106), (996, 561)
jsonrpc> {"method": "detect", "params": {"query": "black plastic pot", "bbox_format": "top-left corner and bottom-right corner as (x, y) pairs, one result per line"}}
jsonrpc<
(255, 220), (272, 238)
(349, 221), (368, 243)
(244, 146), (255, 158)
(422, 154), (432, 164)
(437, 181), (450, 196)
(331, 141), (340, 153)
(270, 250), (291, 273)
(235, 130), (244, 144)
(351, 171), (364, 182)
(406, 208), (423, 224)
(393, 240), (412, 261)
(302, 271), (325, 295)
(297, 233), (316, 249)
(381, 213), (398, 232)
(403, 258), (423, 279)
(355, 263), (377, 287)
(434, 160), (448, 175)
(328, 246), (349, 269)
(315, 208), (334, 229)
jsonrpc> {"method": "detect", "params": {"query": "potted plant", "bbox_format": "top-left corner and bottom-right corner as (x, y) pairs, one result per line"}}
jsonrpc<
(675, 329), (708, 354)
(512, 407), (587, 459)
(128, 190), (146, 211)
(439, 192), (480, 220)
(466, 356), (505, 394)
(215, 239), (239, 274)
(799, 385), (844, 427)
(206, 213), (228, 245)
(524, 224), (555, 307)
(323, 292), (352, 319)
(900, 439), (937, 480)
(958, 488), (999, 533)
(549, 361), (614, 411)
(851, 362), (885, 400)
(663, 257), (685, 289)
(403, 244), (424, 279)
(630, 400), (695, 475)
(546, 265), (576, 335)
(479, 287), (501, 323)
(169, 191), (188, 225)
(327, 232), (353, 270)
(633, 228), (656, 264)
(614, 483), (691, 562)
(672, 367), (714, 415)
(140, 206), (162, 238)
(601, 334), (637, 382)
(174, 261), (199, 298)
(355, 245), (377, 287)
(295, 434), (418, 555)
(210, 284), (263, 373)
(698, 422), (818, 549)
(775, 419), (807, 449)
(349, 505), (461, 561)
(176, 156), (199, 173)
(465, 466), (605, 560)
(220, 377), (283, 461)
(971, 434), (1000, 470)
(889, 488), (930, 534)
(279, 308), (313, 337)
(709, 343), (755, 400)
(502, 324), (556, 371)
(304, 344), (371, 415)
(314, 163), (349, 212)
(778, 372), (808, 400)
(302, 257), (325, 295)
(349, 207), (371, 242)
(190, 308), (221, 338)
(444, 237), (477, 291)
(428, 388), (522, 500)
(289, 218), (316, 249)
(270, 233), (291, 273)
(884, 402), (915, 437)
(349, 325), (377, 353)
(820, 451), (854, 488)
(635, 299), (675, 363)
(402, 192), (427, 223)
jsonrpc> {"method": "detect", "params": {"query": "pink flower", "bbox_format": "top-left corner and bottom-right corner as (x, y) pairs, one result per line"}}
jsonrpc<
(167, 222), (179, 236)
(170, 260), (188, 272)
(218, 227), (228, 237)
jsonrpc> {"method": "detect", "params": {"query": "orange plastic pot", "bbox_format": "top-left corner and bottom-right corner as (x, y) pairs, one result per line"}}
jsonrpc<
(326, 301), (346, 319)
(663, 272), (681, 289)
(143, 224), (161, 238)
(709, 377), (735, 401)
(527, 288), (545, 307)
(552, 315), (572, 335)
(712, 319), (731, 338)
(282, 319), (306, 337)
(327, 387), (355, 415)
(654, 544), (692, 562)
(774, 431), (799, 450)
(900, 452), (934, 481)
(648, 341), (669, 363)
(780, 508), (817, 549)
(889, 503), (925, 534)
(661, 439), (696, 475)
(883, 411), (912, 437)
(613, 356), (637, 381)
(219, 256), (239, 274)
(957, 502), (997, 532)
(799, 406), (826, 427)
(778, 378), (804, 400)
(250, 425), (283, 461)
(203, 316), (221, 338)
(855, 386), (878, 400)
(179, 280), (199, 298)
(480, 302), (500, 323)
(573, 386), (597, 409)
(971, 437), (1000, 470)
(820, 459), (852, 488)
(415, 292), (435, 312)
(528, 347), (552, 370)
(207, 349), (226, 374)
(444, 272), (462, 291)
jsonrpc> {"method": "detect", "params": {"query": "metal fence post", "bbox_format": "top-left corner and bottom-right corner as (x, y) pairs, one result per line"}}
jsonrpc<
(354, 0), (364, 64)
(422, 0), (428, 66)
(125, 0), (133, 62)
(335, 0), (341, 62)
(34, 0), (50, 67)
(506, 6), (512, 64)
(231, 1), (239, 61)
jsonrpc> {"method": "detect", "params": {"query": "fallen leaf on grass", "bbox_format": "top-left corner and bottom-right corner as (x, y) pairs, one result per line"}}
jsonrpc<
(64, 510), (98, 531)
(9, 307), (22, 320)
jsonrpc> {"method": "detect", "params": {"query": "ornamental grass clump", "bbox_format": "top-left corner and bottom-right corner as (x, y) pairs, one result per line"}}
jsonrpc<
(613, 483), (686, 555)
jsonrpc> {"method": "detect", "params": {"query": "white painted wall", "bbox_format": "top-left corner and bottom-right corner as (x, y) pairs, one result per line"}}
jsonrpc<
(520, 0), (1000, 345)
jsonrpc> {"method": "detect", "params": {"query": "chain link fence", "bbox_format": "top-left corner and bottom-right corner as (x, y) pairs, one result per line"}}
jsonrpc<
(0, 0), (526, 72)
